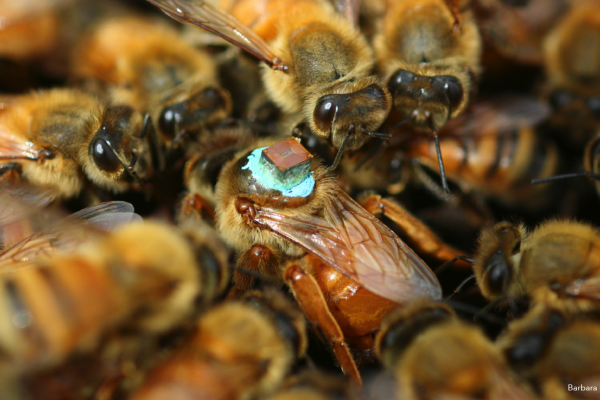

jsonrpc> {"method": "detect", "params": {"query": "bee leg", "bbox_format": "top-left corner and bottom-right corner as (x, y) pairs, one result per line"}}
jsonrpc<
(178, 193), (216, 225)
(231, 244), (281, 297)
(140, 114), (166, 173)
(359, 194), (471, 269)
(284, 263), (362, 385)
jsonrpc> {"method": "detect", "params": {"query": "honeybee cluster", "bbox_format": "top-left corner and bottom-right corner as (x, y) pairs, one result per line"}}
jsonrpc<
(2, 0), (600, 399)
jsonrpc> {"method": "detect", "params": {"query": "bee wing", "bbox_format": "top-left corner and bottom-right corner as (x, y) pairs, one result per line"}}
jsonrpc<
(0, 201), (140, 272)
(445, 96), (550, 137)
(0, 184), (56, 226)
(253, 190), (441, 303)
(332, 0), (360, 27)
(562, 276), (600, 301)
(145, 0), (287, 70)
(65, 201), (142, 229)
(0, 127), (41, 161)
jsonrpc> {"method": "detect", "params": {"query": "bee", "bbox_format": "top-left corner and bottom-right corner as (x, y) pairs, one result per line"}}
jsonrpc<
(543, 1), (600, 146)
(496, 305), (567, 385)
(0, 89), (158, 199)
(407, 97), (560, 208)
(498, 305), (600, 400)
(129, 288), (307, 400)
(146, 0), (392, 169)
(475, 0), (567, 65)
(190, 136), (440, 383)
(473, 219), (600, 312)
(370, 0), (482, 190)
(375, 301), (533, 400)
(72, 15), (232, 152)
(0, 196), (230, 398)
(527, 320), (600, 399)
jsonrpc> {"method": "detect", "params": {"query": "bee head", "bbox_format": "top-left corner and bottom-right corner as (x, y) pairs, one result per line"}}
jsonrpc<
(474, 222), (525, 300)
(375, 301), (455, 369)
(158, 86), (231, 142)
(387, 69), (468, 132)
(311, 80), (391, 150)
(86, 105), (150, 192)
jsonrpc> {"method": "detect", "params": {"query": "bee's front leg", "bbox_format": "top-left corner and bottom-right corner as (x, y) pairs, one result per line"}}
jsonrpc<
(228, 244), (282, 299)
(284, 262), (362, 386)
(178, 192), (216, 225)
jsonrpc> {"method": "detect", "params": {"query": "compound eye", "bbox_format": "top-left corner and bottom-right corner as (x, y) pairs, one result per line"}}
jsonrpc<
(444, 78), (463, 109)
(90, 137), (121, 174)
(586, 97), (600, 119)
(433, 76), (463, 110)
(485, 250), (510, 296)
(158, 102), (185, 139)
(389, 69), (415, 90)
(549, 90), (572, 110)
(314, 98), (337, 132)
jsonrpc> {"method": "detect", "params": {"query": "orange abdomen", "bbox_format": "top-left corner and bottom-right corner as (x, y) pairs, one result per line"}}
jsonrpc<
(312, 261), (397, 350)
(225, 0), (327, 42)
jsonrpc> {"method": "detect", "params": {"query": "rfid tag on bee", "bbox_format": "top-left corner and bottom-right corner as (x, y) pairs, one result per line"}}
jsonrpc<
(242, 138), (315, 197)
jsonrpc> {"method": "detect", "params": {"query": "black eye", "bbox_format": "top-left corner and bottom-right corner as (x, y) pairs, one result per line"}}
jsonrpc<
(586, 97), (600, 119)
(549, 90), (573, 110)
(485, 250), (510, 296)
(505, 334), (544, 369)
(388, 69), (415, 91)
(90, 137), (122, 174)
(158, 102), (186, 139)
(444, 80), (463, 109)
(314, 98), (337, 132)
(433, 76), (463, 110)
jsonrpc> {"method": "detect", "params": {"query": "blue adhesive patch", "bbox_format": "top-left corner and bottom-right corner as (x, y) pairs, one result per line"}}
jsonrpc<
(241, 147), (315, 197)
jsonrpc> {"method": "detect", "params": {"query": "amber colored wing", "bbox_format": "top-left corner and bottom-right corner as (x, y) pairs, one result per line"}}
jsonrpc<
(332, 0), (360, 28)
(0, 126), (41, 162)
(562, 276), (600, 301)
(0, 201), (141, 272)
(252, 190), (441, 303)
(146, 0), (287, 70)
(444, 96), (550, 137)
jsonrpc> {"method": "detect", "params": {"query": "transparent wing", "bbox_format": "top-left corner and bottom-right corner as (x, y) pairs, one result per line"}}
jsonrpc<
(0, 184), (56, 226)
(443, 96), (551, 137)
(332, 0), (360, 28)
(0, 201), (141, 273)
(252, 189), (441, 303)
(0, 127), (42, 161)
(146, 0), (287, 70)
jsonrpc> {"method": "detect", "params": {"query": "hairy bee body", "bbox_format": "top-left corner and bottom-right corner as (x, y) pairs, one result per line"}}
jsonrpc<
(474, 220), (600, 311)
(73, 15), (231, 147)
(374, 0), (482, 131)
(148, 0), (391, 155)
(409, 126), (559, 205)
(376, 301), (529, 400)
(0, 219), (229, 389)
(130, 290), (306, 400)
(0, 89), (151, 198)
(543, 2), (600, 145)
